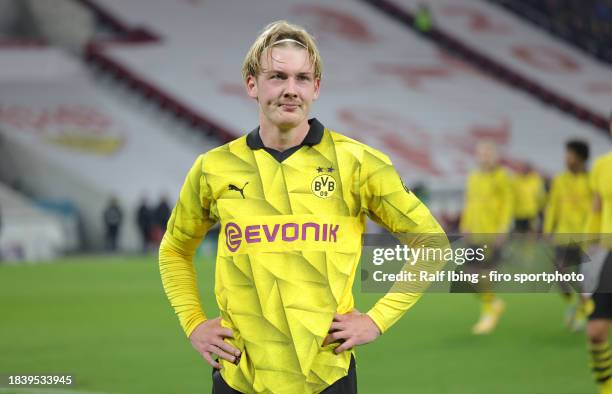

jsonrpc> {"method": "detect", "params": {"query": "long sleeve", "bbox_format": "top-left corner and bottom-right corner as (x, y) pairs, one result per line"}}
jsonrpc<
(584, 163), (602, 236)
(496, 169), (514, 233)
(536, 175), (547, 212)
(159, 154), (217, 337)
(359, 149), (448, 334)
(543, 177), (559, 234)
(459, 175), (474, 233)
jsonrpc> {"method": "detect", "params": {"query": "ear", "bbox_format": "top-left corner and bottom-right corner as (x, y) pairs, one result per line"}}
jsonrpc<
(245, 75), (258, 99)
(313, 78), (321, 100)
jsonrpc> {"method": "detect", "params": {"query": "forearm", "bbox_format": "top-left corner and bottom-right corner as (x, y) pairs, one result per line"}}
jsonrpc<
(367, 231), (449, 334)
(585, 212), (602, 236)
(585, 194), (602, 235)
(499, 199), (513, 233)
(367, 292), (422, 334)
(159, 235), (206, 337)
(360, 155), (449, 333)
(542, 208), (555, 234)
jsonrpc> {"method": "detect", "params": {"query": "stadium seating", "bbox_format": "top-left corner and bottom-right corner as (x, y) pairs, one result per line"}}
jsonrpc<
(489, 0), (612, 64)
(0, 47), (218, 250)
(79, 0), (612, 214)
(379, 0), (612, 129)
(0, 182), (68, 261)
(0, 0), (94, 52)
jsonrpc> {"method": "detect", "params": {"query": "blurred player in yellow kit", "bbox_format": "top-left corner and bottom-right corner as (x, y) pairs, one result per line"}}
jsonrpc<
(512, 162), (545, 233)
(511, 162), (545, 275)
(158, 21), (447, 393)
(543, 140), (593, 331)
(460, 141), (512, 334)
(586, 113), (612, 394)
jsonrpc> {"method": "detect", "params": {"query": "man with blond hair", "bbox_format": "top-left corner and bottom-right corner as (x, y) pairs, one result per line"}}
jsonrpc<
(459, 141), (512, 334)
(159, 20), (446, 393)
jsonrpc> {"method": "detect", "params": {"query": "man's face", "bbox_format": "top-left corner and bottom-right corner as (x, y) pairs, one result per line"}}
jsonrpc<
(476, 142), (498, 170)
(246, 45), (320, 130)
(565, 149), (579, 170)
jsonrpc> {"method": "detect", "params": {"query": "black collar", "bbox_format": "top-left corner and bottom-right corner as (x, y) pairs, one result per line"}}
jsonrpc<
(246, 118), (325, 150)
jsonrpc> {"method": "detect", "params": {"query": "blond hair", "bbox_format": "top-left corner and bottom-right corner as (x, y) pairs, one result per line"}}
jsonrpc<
(242, 20), (322, 81)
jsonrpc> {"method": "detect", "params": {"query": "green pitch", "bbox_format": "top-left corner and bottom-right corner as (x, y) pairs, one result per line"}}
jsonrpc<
(0, 252), (601, 394)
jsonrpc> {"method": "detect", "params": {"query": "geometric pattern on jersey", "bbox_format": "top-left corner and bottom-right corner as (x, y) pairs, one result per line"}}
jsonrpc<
(162, 119), (446, 393)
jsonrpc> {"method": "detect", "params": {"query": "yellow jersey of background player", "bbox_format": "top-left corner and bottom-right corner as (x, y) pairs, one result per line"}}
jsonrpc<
(585, 112), (612, 394)
(159, 20), (447, 394)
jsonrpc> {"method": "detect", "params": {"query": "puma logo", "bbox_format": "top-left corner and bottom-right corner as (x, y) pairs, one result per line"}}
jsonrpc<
(228, 182), (249, 199)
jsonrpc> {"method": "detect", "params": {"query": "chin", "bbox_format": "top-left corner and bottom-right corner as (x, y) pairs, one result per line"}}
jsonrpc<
(274, 113), (304, 129)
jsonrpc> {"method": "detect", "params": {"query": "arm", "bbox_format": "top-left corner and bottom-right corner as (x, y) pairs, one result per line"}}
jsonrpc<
(543, 177), (558, 235)
(325, 151), (447, 352)
(459, 175), (472, 234)
(584, 162), (601, 236)
(159, 155), (240, 368)
(159, 155), (216, 336)
(496, 169), (514, 233)
(584, 193), (602, 235)
(361, 150), (448, 334)
(536, 175), (547, 213)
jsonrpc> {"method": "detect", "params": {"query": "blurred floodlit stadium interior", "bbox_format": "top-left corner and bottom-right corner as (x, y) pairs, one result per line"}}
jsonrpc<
(0, 0), (612, 392)
(0, 0), (611, 258)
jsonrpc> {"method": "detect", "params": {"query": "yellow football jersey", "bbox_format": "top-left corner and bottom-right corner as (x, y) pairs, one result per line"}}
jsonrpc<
(588, 152), (612, 249)
(460, 167), (513, 234)
(513, 171), (545, 220)
(159, 119), (447, 393)
(543, 171), (591, 237)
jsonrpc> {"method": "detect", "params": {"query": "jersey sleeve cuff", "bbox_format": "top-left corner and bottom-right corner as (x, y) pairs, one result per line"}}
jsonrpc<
(184, 315), (207, 338)
(365, 310), (387, 335)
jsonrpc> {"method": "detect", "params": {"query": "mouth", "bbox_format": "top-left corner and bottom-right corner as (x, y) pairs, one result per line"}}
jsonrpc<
(280, 103), (299, 112)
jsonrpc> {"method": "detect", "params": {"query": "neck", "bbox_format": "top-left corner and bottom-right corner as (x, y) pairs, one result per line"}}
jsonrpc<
(259, 115), (310, 152)
(569, 165), (585, 173)
(480, 164), (497, 172)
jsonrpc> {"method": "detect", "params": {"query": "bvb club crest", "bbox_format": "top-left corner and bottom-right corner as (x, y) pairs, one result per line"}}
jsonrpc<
(311, 166), (336, 199)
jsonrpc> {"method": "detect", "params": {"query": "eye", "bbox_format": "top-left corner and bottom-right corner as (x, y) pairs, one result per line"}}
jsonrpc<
(298, 75), (311, 81)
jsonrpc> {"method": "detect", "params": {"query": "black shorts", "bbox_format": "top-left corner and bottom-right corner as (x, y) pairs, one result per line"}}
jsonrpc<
(212, 354), (357, 393)
(590, 252), (612, 320)
(514, 218), (532, 233)
(554, 246), (583, 269)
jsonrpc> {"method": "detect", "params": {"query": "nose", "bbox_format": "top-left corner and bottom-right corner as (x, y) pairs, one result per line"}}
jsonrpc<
(283, 77), (298, 98)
